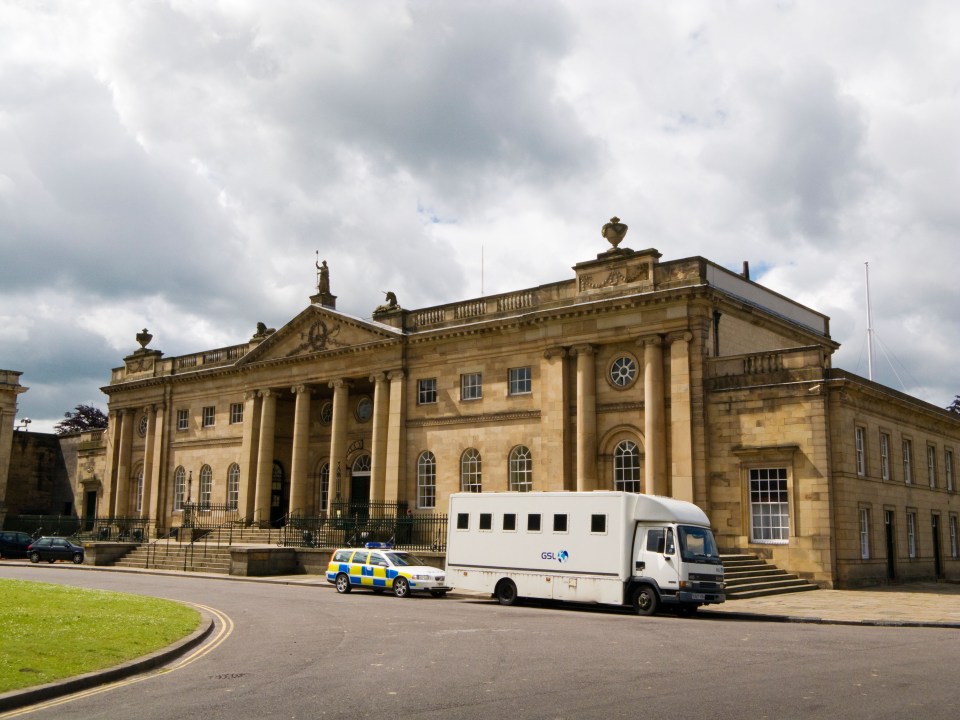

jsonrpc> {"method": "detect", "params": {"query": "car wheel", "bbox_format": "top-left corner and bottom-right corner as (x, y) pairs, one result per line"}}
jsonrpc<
(393, 577), (410, 598)
(335, 573), (352, 594)
(47, 558), (56, 564)
(495, 579), (518, 606)
(429, 590), (447, 598)
(29, 552), (40, 563)
(72, 552), (83, 564)
(633, 585), (659, 616)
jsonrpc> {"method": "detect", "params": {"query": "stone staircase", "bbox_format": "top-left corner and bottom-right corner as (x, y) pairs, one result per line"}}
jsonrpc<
(722, 553), (820, 599)
(112, 526), (282, 575)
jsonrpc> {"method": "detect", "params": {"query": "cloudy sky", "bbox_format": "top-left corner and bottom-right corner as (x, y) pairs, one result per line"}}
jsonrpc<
(2, 0), (958, 432)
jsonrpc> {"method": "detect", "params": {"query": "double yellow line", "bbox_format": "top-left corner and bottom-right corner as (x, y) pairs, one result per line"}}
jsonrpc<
(1, 603), (233, 718)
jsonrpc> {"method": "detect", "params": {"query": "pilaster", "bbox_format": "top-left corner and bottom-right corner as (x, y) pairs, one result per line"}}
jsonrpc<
(384, 370), (406, 503)
(369, 373), (389, 503)
(572, 345), (597, 492)
(642, 336), (667, 495)
(669, 332), (694, 502)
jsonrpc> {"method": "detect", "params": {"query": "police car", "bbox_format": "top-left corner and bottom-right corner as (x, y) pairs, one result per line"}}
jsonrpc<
(326, 543), (452, 598)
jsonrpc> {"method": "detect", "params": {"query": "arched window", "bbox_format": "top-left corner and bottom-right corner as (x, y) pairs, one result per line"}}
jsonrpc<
(353, 454), (371, 474)
(227, 463), (240, 510)
(134, 468), (144, 514)
(509, 446), (533, 492)
(461, 448), (482, 493)
(318, 463), (330, 514)
(174, 466), (186, 511)
(418, 452), (436, 509)
(614, 440), (642, 492)
(199, 465), (213, 509)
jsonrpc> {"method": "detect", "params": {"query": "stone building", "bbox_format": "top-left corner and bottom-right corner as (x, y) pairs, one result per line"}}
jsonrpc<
(0, 370), (29, 527)
(85, 219), (960, 588)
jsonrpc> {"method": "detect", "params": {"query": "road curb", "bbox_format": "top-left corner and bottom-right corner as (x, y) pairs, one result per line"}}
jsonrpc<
(0, 608), (216, 713)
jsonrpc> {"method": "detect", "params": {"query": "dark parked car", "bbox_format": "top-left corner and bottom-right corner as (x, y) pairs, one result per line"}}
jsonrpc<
(26, 537), (85, 564)
(0, 530), (34, 559)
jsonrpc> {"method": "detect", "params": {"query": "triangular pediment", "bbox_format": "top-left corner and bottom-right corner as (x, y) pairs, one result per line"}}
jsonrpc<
(237, 306), (401, 365)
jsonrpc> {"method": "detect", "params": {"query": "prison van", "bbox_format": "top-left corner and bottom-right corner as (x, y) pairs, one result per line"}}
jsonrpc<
(445, 491), (724, 615)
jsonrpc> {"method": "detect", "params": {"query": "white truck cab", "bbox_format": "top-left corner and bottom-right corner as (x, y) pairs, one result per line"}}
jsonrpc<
(445, 491), (724, 615)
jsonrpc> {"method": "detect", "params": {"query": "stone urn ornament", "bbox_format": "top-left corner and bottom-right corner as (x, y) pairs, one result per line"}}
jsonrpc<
(136, 328), (153, 350)
(601, 216), (628, 249)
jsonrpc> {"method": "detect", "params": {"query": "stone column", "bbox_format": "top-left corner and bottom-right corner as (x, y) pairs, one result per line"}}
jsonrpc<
(572, 345), (597, 492)
(327, 379), (350, 512)
(147, 404), (166, 526)
(642, 336), (667, 495)
(0, 370), (28, 527)
(112, 409), (135, 517)
(540, 348), (570, 491)
(253, 389), (277, 525)
(238, 390), (261, 521)
(369, 373), (389, 503)
(142, 405), (155, 518)
(384, 370), (406, 503)
(102, 408), (123, 519)
(670, 332), (695, 502)
(289, 385), (312, 515)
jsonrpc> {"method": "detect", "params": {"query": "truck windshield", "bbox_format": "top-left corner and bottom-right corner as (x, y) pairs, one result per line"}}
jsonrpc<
(677, 526), (721, 565)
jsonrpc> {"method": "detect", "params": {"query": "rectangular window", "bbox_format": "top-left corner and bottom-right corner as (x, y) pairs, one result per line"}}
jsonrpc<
(177, 409), (189, 431)
(591, 514), (607, 534)
(553, 514), (568, 533)
(460, 372), (482, 401)
(527, 513), (541, 532)
(749, 468), (789, 544)
(417, 378), (437, 405)
(855, 427), (866, 476)
(503, 513), (517, 532)
(230, 402), (243, 424)
(902, 439), (913, 484)
(646, 528), (664, 552)
(202, 406), (215, 428)
(927, 445), (938, 488)
(879, 432), (891, 481)
(946, 450), (955, 492)
(479, 513), (493, 531)
(906, 511), (917, 559)
(859, 508), (870, 560)
(456, 513), (469, 530)
(508, 367), (532, 395)
(950, 516), (959, 559)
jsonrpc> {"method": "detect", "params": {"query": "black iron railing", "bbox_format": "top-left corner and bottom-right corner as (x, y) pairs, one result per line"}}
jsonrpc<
(2, 514), (152, 543)
(280, 503), (447, 552)
(178, 502), (239, 530)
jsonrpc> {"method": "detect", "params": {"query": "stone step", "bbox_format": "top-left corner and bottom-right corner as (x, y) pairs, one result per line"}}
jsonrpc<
(721, 553), (820, 599)
(726, 581), (822, 600)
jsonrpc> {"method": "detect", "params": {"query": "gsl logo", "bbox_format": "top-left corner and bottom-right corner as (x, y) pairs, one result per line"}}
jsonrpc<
(541, 550), (570, 563)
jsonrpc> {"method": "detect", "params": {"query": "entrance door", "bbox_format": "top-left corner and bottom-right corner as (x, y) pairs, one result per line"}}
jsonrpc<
(349, 454), (372, 519)
(84, 491), (97, 531)
(932, 514), (943, 578)
(884, 510), (896, 580)
(270, 461), (286, 527)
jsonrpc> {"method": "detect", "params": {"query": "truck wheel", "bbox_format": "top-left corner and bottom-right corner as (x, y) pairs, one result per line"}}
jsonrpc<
(393, 577), (411, 598)
(335, 573), (352, 594)
(633, 585), (658, 616)
(495, 579), (518, 606)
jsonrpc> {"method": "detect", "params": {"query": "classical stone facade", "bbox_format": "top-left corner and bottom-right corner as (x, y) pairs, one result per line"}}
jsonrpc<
(0, 370), (29, 527)
(81, 226), (960, 588)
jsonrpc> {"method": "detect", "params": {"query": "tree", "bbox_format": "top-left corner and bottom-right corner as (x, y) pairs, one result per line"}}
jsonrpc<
(947, 396), (960, 416)
(55, 404), (109, 435)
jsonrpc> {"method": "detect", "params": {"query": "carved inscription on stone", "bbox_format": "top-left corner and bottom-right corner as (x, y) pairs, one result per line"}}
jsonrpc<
(579, 262), (650, 291)
(286, 319), (344, 357)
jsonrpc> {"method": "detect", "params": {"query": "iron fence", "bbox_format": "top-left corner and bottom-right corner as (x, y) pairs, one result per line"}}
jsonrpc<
(179, 502), (240, 530)
(281, 506), (447, 552)
(1, 514), (152, 543)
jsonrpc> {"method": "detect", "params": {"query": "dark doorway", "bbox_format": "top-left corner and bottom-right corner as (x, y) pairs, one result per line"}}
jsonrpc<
(270, 461), (287, 527)
(349, 454), (371, 520)
(84, 491), (97, 531)
(932, 514), (943, 578)
(884, 510), (896, 580)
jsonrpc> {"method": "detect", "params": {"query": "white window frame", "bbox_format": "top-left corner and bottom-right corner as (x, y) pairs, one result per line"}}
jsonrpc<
(855, 427), (866, 476)
(613, 440), (642, 493)
(135, 469), (144, 514)
(946, 449), (954, 492)
(950, 515), (959, 559)
(460, 448), (482, 492)
(202, 406), (216, 428)
(173, 466), (186, 511)
(906, 511), (917, 559)
(229, 402), (243, 424)
(749, 468), (790, 544)
(177, 409), (189, 431)
(318, 463), (330, 513)
(199, 465), (213, 508)
(859, 508), (870, 560)
(417, 452), (436, 509)
(417, 378), (438, 405)
(508, 445), (533, 492)
(879, 432), (890, 481)
(508, 367), (532, 396)
(903, 439), (913, 484)
(460, 373), (482, 401)
(927, 445), (938, 488)
(227, 463), (240, 510)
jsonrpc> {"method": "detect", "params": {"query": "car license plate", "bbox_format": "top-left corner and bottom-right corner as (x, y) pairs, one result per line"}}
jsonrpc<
(691, 593), (705, 601)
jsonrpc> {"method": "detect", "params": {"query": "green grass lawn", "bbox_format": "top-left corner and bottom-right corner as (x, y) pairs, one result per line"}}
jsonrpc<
(0, 579), (200, 693)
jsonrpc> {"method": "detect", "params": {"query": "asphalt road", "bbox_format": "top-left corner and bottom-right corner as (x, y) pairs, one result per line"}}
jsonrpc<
(2, 564), (958, 720)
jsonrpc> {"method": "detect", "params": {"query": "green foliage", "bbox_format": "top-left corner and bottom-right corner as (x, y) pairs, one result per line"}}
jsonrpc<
(947, 396), (960, 415)
(0, 579), (199, 692)
(54, 404), (109, 435)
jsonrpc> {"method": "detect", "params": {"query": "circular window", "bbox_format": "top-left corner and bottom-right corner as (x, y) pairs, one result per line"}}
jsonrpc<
(355, 397), (373, 423)
(138, 415), (148, 436)
(319, 402), (333, 425)
(609, 356), (638, 388)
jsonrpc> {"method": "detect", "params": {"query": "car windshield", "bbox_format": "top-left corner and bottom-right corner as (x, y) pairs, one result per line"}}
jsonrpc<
(677, 526), (721, 565)
(385, 552), (427, 567)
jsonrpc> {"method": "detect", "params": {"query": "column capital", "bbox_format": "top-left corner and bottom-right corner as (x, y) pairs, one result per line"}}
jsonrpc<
(387, 369), (405, 382)
(543, 346), (567, 360)
(258, 389), (275, 399)
(570, 344), (595, 357)
(638, 335), (663, 348)
(329, 378), (352, 390)
(667, 330), (694, 345)
(245, 389), (259, 401)
(369, 371), (387, 384)
(291, 384), (310, 395)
